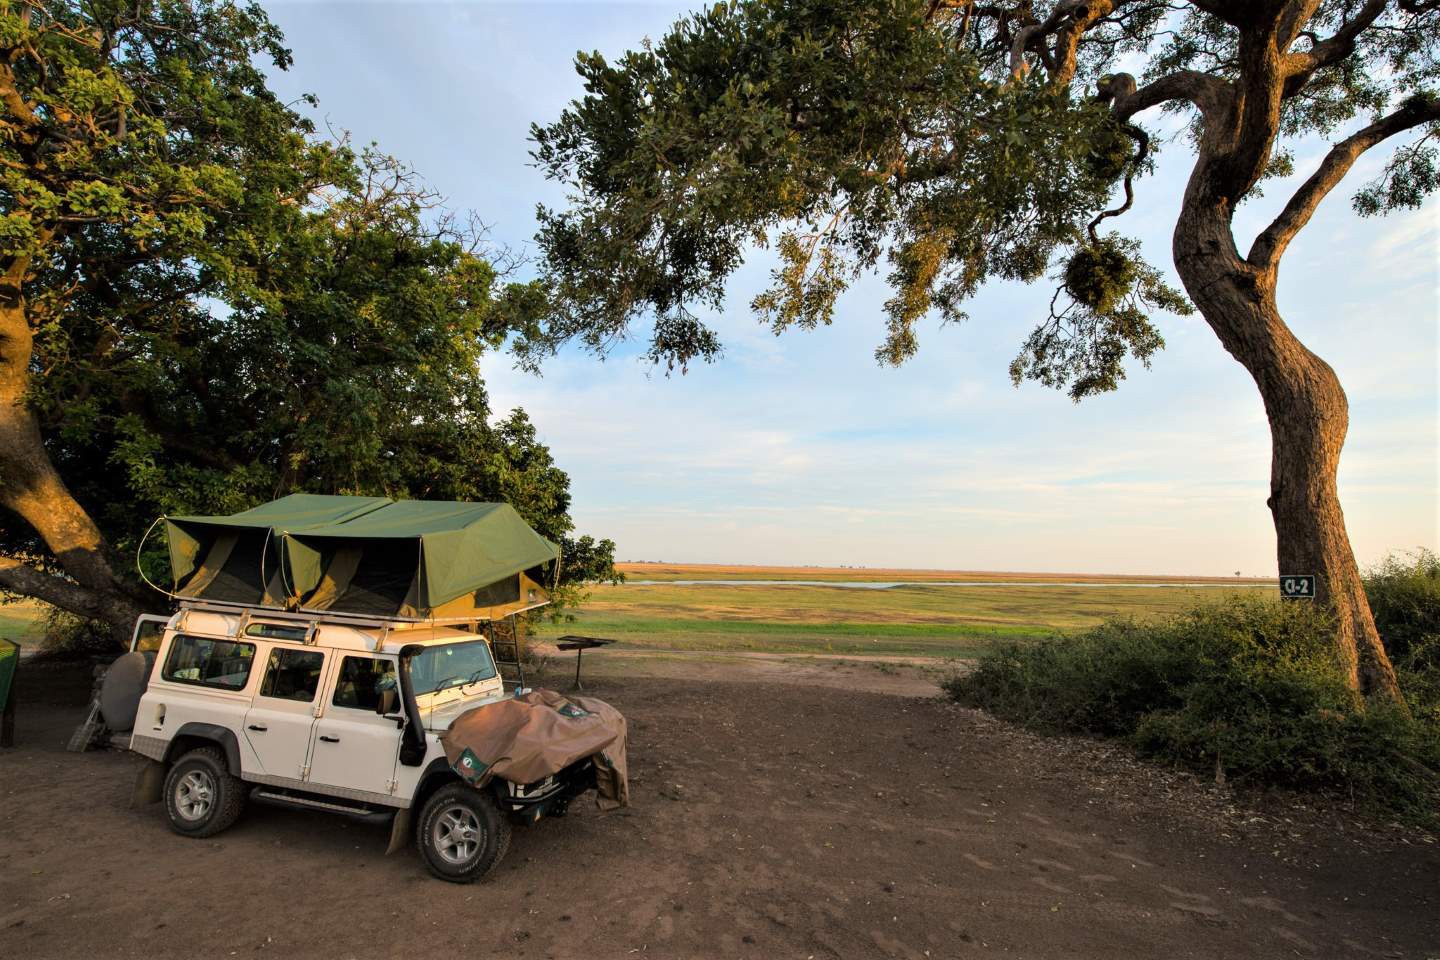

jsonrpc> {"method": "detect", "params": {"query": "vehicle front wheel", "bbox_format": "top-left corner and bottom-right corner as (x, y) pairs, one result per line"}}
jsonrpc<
(416, 783), (511, 883)
(162, 746), (246, 838)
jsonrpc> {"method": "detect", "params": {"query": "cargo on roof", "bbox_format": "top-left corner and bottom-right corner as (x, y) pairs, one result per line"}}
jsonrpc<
(158, 495), (559, 621)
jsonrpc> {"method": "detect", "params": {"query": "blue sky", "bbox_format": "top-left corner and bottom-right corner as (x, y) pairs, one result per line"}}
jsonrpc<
(263, 2), (1437, 576)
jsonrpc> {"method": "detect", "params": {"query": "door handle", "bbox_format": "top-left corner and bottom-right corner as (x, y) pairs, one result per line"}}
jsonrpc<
(247, 724), (268, 732)
(319, 735), (340, 743)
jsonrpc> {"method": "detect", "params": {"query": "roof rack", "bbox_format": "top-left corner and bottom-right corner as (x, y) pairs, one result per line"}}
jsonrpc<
(174, 600), (538, 659)
(178, 600), (391, 631)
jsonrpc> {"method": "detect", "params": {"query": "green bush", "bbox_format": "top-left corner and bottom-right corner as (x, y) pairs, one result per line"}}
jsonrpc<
(35, 608), (116, 660)
(1365, 548), (1440, 665)
(943, 595), (1440, 821)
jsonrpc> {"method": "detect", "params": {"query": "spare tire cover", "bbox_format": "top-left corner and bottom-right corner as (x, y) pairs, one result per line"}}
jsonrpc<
(99, 650), (156, 733)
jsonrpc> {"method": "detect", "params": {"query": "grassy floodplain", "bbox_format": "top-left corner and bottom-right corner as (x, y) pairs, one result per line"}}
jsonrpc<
(534, 564), (1276, 659)
(2, 565), (1276, 660)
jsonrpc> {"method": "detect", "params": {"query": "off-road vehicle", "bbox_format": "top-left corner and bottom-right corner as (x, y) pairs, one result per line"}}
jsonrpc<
(93, 494), (622, 882)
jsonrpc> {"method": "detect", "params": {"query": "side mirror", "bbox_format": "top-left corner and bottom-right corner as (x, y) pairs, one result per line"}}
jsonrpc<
(375, 687), (399, 716)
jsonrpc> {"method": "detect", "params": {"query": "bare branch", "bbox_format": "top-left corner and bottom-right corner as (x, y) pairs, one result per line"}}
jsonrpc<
(1088, 124), (1150, 241)
(1249, 94), (1440, 268)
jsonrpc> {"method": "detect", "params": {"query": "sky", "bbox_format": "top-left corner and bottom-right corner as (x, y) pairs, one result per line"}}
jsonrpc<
(261, 1), (1438, 576)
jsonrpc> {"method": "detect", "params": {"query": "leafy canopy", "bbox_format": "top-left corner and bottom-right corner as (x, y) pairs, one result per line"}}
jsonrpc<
(527, 0), (1438, 398)
(0, 0), (615, 606)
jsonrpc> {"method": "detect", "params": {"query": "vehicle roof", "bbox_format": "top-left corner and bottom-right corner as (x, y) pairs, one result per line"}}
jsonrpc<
(169, 606), (491, 654)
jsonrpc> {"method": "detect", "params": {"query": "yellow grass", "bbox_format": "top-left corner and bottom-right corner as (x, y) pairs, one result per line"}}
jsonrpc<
(539, 570), (1276, 658)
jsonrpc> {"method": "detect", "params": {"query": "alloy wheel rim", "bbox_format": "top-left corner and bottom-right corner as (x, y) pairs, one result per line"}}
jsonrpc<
(175, 769), (215, 821)
(432, 804), (484, 865)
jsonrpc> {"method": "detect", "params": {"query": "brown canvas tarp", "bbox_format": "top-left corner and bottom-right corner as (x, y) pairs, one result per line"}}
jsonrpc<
(440, 689), (628, 810)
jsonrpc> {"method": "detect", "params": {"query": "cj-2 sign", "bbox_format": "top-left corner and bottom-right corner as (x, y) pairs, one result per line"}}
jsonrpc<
(1280, 575), (1316, 600)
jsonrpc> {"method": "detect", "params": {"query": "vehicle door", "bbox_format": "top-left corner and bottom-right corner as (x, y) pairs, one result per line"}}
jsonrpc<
(242, 645), (326, 781)
(307, 653), (402, 800)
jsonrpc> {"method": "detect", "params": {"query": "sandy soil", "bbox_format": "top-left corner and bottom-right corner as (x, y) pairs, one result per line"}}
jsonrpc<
(529, 643), (948, 697)
(2, 662), (1436, 960)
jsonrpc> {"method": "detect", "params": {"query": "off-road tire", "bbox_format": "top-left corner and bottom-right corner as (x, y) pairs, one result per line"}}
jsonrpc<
(415, 782), (511, 883)
(163, 746), (246, 838)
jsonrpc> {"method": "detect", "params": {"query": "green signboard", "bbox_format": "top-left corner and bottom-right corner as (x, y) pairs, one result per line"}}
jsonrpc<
(0, 637), (17, 746)
(1280, 575), (1316, 600)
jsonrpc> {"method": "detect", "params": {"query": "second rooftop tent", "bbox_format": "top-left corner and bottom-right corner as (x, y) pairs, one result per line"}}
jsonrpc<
(281, 499), (560, 620)
(155, 494), (561, 621)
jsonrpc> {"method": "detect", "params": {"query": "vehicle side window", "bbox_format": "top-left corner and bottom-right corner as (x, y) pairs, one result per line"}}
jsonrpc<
(331, 656), (396, 711)
(162, 634), (256, 691)
(132, 620), (166, 653)
(258, 648), (325, 702)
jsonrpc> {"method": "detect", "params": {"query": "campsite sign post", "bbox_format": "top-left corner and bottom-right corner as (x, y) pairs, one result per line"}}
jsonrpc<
(1279, 575), (1316, 600)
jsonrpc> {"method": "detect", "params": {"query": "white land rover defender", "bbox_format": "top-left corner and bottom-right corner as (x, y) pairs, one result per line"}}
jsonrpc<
(123, 606), (595, 882)
(98, 494), (612, 883)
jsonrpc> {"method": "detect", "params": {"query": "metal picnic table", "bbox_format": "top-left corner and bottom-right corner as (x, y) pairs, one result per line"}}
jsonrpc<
(554, 635), (615, 691)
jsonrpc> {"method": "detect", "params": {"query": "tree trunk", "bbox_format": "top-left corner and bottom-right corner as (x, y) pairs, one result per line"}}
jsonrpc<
(0, 295), (144, 646)
(1172, 198), (1403, 705)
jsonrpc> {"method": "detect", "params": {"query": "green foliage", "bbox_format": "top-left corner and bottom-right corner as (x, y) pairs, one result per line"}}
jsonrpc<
(0, 1), (616, 602)
(1354, 99), (1440, 216)
(529, 1), (1438, 398)
(1365, 548), (1440, 663)
(943, 596), (1440, 821)
(528, 0), (1166, 392)
(1010, 235), (1188, 400)
(1364, 549), (1440, 725)
(1064, 238), (1137, 314)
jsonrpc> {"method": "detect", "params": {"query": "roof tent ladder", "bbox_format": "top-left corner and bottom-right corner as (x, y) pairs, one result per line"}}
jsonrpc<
(489, 615), (525, 693)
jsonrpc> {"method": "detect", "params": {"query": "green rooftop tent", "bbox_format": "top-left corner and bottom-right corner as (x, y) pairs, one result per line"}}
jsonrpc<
(164, 494), (392, 605)
(158, 495), (559, 620)
(282, 500), (560, 620)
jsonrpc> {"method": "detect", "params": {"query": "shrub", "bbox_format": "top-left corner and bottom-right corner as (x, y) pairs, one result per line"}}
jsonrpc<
(943, 595), (1440, 821)
(35, 608), (117, 660)
(1364, 548), (1440, 665)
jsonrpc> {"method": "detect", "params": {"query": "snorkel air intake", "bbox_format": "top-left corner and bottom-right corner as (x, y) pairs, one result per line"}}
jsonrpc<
(397, 644), (428, 767)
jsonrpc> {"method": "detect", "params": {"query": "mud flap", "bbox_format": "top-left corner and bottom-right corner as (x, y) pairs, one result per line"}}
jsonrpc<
(385, 808), (412, 855)
(130, 759), (166, 808)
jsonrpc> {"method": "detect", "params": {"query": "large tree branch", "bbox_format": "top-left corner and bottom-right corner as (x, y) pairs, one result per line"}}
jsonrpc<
(1211, 11), (1290, 207)
(1276, 0), (1324, 50)
(1189, 0), (1287, 26)
(1281, 0), (1388, 96)
(0, 555), (112, 620)
(1249, 94), (1440, 268)
(1112, 69), (1231, 123)
(1048, 0), (1122, 88)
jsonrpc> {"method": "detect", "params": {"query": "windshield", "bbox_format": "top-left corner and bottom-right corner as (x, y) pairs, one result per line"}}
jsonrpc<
(409, 639), (498, 697)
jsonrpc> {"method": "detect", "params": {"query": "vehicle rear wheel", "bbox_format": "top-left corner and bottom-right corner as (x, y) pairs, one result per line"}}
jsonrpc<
(163, 747), (246, 838)
(415, 782), (511, 883)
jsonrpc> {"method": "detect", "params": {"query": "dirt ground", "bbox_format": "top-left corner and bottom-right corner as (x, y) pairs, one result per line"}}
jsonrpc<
(2, 661), (1437, 960)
